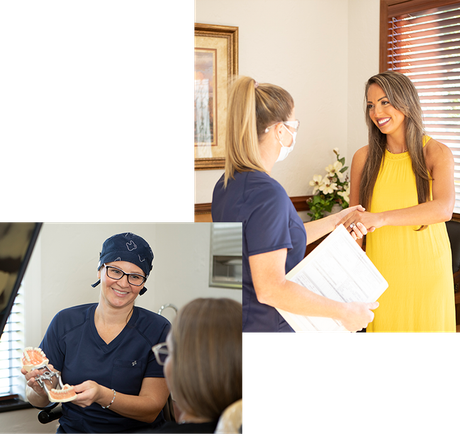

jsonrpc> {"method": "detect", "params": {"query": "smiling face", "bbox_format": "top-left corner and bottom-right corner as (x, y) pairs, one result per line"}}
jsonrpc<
(366, 83), (406, 138)
(98, 260), (145, 310)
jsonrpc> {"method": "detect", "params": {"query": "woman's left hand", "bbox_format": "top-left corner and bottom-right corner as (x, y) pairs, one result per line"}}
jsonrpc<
(71, 380), (105, 407)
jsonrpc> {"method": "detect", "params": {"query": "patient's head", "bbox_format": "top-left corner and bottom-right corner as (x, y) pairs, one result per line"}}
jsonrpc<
(164, 298), (242, 422)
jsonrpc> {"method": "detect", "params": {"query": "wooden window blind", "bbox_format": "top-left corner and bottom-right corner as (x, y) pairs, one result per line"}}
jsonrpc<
(381, 0), (460, 214)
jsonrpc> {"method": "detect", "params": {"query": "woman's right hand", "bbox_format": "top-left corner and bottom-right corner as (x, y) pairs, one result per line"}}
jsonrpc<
(22, 364), (57, 397)
(339, 301), (379, 332)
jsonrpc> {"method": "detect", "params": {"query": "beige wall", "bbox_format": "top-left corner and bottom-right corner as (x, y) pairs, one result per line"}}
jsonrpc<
(195, 0), (380, 206)
(24, 223), (241, 348)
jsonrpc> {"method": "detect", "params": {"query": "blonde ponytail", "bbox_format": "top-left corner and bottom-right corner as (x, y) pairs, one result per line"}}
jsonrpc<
(224, 76), (294, 187)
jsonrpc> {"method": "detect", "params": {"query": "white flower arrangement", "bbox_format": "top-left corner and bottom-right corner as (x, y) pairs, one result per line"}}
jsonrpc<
(307, 148), (350, 220)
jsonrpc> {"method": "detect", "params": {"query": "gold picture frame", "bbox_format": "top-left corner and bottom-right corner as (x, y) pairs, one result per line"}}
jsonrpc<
(194, 23), (238, 170)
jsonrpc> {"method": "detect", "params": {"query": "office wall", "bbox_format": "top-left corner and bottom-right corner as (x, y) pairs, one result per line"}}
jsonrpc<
(23, 223), (241, 348)
(194, 0), (380, 206)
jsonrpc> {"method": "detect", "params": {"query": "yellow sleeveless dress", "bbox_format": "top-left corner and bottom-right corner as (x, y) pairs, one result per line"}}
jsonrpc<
(365, 137), (455, 332)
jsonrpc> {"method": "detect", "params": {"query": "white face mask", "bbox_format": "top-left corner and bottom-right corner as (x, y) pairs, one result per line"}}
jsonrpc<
(276, 125), (297, 162)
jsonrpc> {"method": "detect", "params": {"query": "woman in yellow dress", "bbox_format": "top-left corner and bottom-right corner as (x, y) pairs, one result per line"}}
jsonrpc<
(345, 70), (455, 332)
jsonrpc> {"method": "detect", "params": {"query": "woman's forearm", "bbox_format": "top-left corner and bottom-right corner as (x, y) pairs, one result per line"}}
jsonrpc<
(378, 199), (452, 227)
(100, 389), (164, 423)
(304, 215), (336, 243)
(249, 248), (377, 331)
(256, 277), (376, 332)
(257, 276), (347, 318)
(72, 378), (169, 424)
(344, 199), (452, 231)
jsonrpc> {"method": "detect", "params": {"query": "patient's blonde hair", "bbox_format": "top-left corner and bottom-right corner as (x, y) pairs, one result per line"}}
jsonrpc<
(168, 298), (242, 421)
(224, 76), (294, 186)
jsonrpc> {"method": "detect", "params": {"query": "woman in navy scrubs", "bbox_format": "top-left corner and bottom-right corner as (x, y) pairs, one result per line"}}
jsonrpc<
(22, 232), (170, 433)
(212, 76), (379, 333)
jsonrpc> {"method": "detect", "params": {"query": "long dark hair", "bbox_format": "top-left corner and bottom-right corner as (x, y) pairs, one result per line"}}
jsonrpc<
(359, 71), (431, 217)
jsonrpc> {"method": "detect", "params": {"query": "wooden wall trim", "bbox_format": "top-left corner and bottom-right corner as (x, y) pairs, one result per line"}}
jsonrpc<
(195, 195), (312, 218)
(195, 202), (212, 215)
(196, 197), (460, 222)
(289, 196), (312, 212)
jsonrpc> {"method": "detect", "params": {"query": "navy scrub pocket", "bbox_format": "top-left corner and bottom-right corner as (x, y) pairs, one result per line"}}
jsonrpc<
(111, 359), (145, 394)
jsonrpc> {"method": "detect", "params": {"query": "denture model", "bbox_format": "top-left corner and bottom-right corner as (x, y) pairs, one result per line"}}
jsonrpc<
(48, 384), (77, 403)
(22, 347), (77, 403)
(22, 347), (49, 372)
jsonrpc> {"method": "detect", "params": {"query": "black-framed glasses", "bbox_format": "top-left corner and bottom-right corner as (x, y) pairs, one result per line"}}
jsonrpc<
(104, 264), (147, 286)
(152, 342), (169, 365)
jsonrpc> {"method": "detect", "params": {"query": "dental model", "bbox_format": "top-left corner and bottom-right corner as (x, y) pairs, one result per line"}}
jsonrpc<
(48, 384), (77, 403)
(22, 347), (49, 372)
(22, 347), (77, 403)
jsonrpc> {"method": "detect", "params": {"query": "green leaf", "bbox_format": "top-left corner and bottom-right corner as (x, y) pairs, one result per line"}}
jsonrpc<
(313, 194), (323, 203)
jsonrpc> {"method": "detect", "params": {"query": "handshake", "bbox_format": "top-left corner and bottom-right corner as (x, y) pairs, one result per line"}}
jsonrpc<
(336, 206), (381, 241)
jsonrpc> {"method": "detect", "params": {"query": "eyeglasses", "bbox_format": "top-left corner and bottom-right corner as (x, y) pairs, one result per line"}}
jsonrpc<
(264, 119), (300, 134)
(104, 264), (147, 286)
(152, 342), (169, 365)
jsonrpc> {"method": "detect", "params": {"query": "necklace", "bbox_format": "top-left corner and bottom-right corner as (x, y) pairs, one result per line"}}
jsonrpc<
(386, 146), (408, 154)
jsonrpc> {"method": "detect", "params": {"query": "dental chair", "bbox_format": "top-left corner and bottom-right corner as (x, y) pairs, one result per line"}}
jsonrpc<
(38, 403), (62, 424)
(214, 399), (242, 434)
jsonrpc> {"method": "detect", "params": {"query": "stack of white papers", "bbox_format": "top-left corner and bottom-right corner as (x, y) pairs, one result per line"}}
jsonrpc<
(277, 225), (388, 332)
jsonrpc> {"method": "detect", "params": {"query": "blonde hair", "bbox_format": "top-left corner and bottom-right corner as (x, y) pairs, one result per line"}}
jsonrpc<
(168, 298), (242, 421)
(360, 71), (430, 215)
(224, 76), (294, 186)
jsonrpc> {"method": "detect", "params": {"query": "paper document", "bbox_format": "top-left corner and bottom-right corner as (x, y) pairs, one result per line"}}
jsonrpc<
(277, 225), (388, 332)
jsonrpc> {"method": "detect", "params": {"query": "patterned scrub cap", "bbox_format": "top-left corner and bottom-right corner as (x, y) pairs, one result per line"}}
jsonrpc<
(91, 232), (154, 295)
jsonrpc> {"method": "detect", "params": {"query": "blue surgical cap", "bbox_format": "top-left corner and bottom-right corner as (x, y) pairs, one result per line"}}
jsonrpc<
(91, 232), (154, 295)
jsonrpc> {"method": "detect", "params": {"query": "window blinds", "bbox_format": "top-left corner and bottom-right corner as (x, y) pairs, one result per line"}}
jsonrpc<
(385, 2), (460, 213)
(0, 290), (25, 398)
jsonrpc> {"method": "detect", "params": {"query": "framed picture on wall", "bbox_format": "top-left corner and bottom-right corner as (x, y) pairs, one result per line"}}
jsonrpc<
(194, 23), (238, 170)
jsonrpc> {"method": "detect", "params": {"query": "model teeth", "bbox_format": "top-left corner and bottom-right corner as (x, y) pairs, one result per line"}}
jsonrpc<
(51, 385), (74, 394)
(49, 384), (77, 402)
(23, 350), (31, 362)
(27, 347), (45, 355)
(23, 347), (49, 371)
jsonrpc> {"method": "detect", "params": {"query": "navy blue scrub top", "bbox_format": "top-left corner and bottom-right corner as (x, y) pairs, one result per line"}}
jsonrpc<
(212, 170), (307, 332)
(40, 303), (170, 433)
